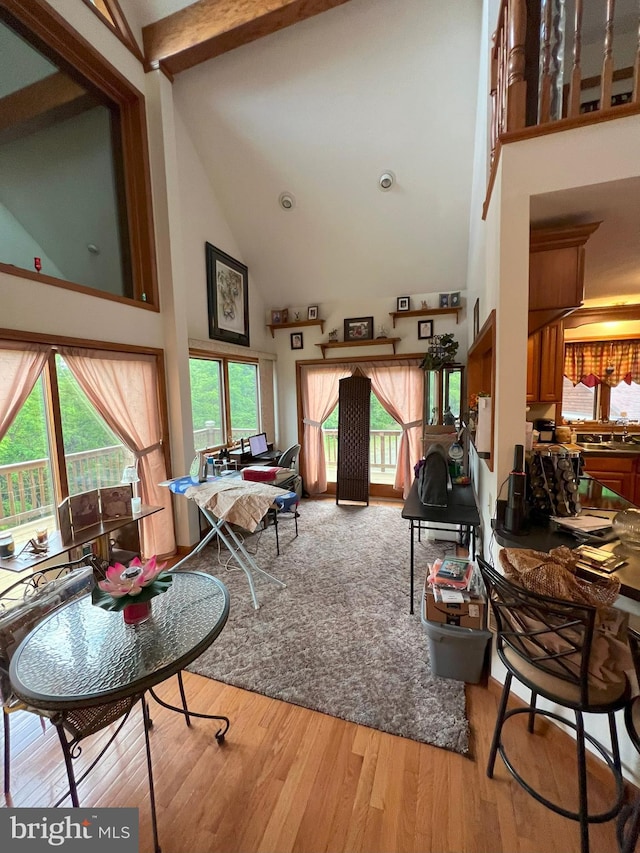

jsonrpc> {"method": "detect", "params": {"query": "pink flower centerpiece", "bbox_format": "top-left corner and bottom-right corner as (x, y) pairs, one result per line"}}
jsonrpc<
(91, 556), (172, 623)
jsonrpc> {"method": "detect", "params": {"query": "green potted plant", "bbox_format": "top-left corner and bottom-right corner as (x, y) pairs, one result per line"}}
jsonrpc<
(420, 333), (459, 370)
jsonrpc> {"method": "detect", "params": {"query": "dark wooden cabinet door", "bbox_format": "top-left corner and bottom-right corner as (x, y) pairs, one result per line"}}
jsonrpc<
(336, 375), (371, 505)
(538, 321), (564, 402)
(526, 332), (541, 402)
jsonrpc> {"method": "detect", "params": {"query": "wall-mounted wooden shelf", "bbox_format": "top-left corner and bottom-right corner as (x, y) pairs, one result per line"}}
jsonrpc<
(389, 307), (460, 327)
(316, 337), (401, 359)
(267, 319), (324, 338)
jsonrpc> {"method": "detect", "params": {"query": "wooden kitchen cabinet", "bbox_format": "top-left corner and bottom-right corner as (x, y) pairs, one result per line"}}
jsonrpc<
(526, 320), (564, 403)
(529, 221), (600, 335)
(581, 454), (638, 503)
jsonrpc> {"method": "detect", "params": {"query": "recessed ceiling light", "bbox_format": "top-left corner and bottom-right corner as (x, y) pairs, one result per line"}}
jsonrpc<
(279, 192), (295, 210)
(379, 172), (395, 191)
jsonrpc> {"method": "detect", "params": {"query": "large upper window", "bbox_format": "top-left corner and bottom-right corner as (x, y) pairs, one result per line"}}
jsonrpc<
(190, 354), (260, 452)
(0, 1), (157, 306)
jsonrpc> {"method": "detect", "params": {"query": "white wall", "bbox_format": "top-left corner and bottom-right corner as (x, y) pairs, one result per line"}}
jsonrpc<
(482, 114), (640, 783)
(273, 293), (468, 449)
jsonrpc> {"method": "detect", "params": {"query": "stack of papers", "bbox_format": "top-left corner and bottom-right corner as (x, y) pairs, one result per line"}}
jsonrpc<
(550, 514), (613, 533)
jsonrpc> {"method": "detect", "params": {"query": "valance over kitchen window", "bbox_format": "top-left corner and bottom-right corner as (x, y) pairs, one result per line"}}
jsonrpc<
(564, 340), (640, 388)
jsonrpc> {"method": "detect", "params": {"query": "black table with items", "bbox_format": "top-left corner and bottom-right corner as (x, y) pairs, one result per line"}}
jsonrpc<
(402, 479), (481, 614)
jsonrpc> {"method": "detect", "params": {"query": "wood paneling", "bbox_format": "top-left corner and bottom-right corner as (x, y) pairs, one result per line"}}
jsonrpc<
(143, 0), (354, 76)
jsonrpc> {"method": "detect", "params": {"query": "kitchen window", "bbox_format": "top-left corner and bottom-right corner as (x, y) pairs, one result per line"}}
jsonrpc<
(562, 339), (640, 422)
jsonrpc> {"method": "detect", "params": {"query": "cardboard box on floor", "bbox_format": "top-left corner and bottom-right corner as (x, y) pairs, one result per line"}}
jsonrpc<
(424, 583), (487, 630)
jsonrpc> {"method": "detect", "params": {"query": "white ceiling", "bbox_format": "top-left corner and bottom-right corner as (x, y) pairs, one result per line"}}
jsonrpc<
(121, 0), (639, 309)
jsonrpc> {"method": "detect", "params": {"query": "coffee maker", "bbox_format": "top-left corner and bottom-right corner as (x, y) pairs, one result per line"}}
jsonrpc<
(534, 418), (556, 443)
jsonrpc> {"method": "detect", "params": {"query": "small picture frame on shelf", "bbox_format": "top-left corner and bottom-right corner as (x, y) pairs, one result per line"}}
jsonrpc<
(397, 296), (410, 312)
(439, 293), (450, 308)
(290, 332), (304, 350)
(450, 291), (461, 307)
(69, 489), (100, 531)
(418, 319), (434, 340)
(271, 309), (288, 325)
(344, 316), (373, 341)
(307, 305), (318, 320)
(99, 485), (133, 520)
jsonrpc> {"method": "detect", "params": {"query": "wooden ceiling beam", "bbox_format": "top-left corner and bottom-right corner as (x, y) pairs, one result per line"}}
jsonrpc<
(142, 0), (352, 76)
(0, 72), (94, 145)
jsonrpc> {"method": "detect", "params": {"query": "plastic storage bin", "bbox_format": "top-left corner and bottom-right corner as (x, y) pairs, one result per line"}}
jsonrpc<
(421, 614), (492, 683)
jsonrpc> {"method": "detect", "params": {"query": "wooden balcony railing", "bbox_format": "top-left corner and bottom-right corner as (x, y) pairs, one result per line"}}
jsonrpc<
(323, 429), (402, 477)
(486, 0), (640, 215)
(0, 445), (132, 531)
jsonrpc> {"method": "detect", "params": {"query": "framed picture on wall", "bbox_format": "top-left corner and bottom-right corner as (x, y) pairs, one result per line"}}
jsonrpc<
(344, 316), (373, 341)
(418, 319), (434, 339)
(290, 332), (304, 350)
(206, 242), (250, 346)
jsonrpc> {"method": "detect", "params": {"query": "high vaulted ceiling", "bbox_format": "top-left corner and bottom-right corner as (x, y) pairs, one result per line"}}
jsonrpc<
(114, 0), (639, 309)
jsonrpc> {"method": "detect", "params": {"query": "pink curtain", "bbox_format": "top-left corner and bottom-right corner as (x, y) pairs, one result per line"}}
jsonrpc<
(301, 365), (352, 494)
(62, 348), (176, 558)
(360, 361), (424, 498)
(0, 343), (51, 442)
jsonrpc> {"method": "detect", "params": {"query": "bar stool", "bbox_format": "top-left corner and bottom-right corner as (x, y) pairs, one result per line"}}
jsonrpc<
(617, 628), (640, 853)
(478, 558), (628, 853)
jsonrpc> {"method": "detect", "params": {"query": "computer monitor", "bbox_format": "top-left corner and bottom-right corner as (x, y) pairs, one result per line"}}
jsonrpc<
(248, 432), (268, 456)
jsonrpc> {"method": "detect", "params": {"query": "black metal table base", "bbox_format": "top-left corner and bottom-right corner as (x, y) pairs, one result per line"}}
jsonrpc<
(51, 671), (229, 853)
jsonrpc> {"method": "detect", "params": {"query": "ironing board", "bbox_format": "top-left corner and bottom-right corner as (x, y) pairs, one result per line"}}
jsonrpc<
(165, 476), (288, 609)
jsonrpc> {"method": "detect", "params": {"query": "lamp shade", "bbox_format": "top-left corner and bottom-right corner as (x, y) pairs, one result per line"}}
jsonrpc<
(121, 465), (139, 485)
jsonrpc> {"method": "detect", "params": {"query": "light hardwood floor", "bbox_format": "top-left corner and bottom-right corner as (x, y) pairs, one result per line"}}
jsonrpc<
(1, 672), (631, 853)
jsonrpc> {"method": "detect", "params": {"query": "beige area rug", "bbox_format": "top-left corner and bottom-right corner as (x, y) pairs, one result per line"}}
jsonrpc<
(182, 499), (469, 753)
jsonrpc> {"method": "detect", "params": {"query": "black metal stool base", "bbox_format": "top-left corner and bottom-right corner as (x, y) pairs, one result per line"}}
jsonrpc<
(487, 680), (625, 853)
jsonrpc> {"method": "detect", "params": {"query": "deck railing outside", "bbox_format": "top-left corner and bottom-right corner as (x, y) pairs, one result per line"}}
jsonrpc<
(323, 428), (402, 480)
(0, 445), (132, 531)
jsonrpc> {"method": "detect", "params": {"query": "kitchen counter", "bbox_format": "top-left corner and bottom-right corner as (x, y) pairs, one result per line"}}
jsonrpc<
(493, 475), (640, 601)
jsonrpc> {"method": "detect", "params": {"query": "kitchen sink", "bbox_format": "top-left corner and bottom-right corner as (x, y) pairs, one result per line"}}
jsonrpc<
(578, 441), (640, 451)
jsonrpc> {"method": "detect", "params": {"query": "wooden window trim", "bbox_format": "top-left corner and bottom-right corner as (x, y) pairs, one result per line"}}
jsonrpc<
(0, 0), (159, 310)
(0, 327), (172, 492)
(189, 350), (261, 449)
(79, 0), (145, 65)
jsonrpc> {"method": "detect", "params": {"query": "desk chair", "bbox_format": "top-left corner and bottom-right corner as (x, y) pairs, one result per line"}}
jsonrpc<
(478, 557), (628, 853)
(276, 443), (301, 494)
(0, 555), (136, 803)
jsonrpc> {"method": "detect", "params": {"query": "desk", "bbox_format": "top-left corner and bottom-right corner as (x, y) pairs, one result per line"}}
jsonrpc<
(0, 505), (163, 573)
(402, 480), (481, 614)
(10, 570), (229, 853)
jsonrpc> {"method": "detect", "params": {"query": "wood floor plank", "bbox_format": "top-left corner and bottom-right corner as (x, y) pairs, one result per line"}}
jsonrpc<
(2, 672), (635, 853)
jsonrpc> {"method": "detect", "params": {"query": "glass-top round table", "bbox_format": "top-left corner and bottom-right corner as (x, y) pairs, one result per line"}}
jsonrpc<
(10, 570), (229, 710)
(9, 570), (230, 853)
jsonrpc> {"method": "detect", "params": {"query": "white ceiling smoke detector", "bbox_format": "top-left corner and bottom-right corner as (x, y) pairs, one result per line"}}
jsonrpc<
(279, 192), (295, 210)
(379, 172), (395, 191)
